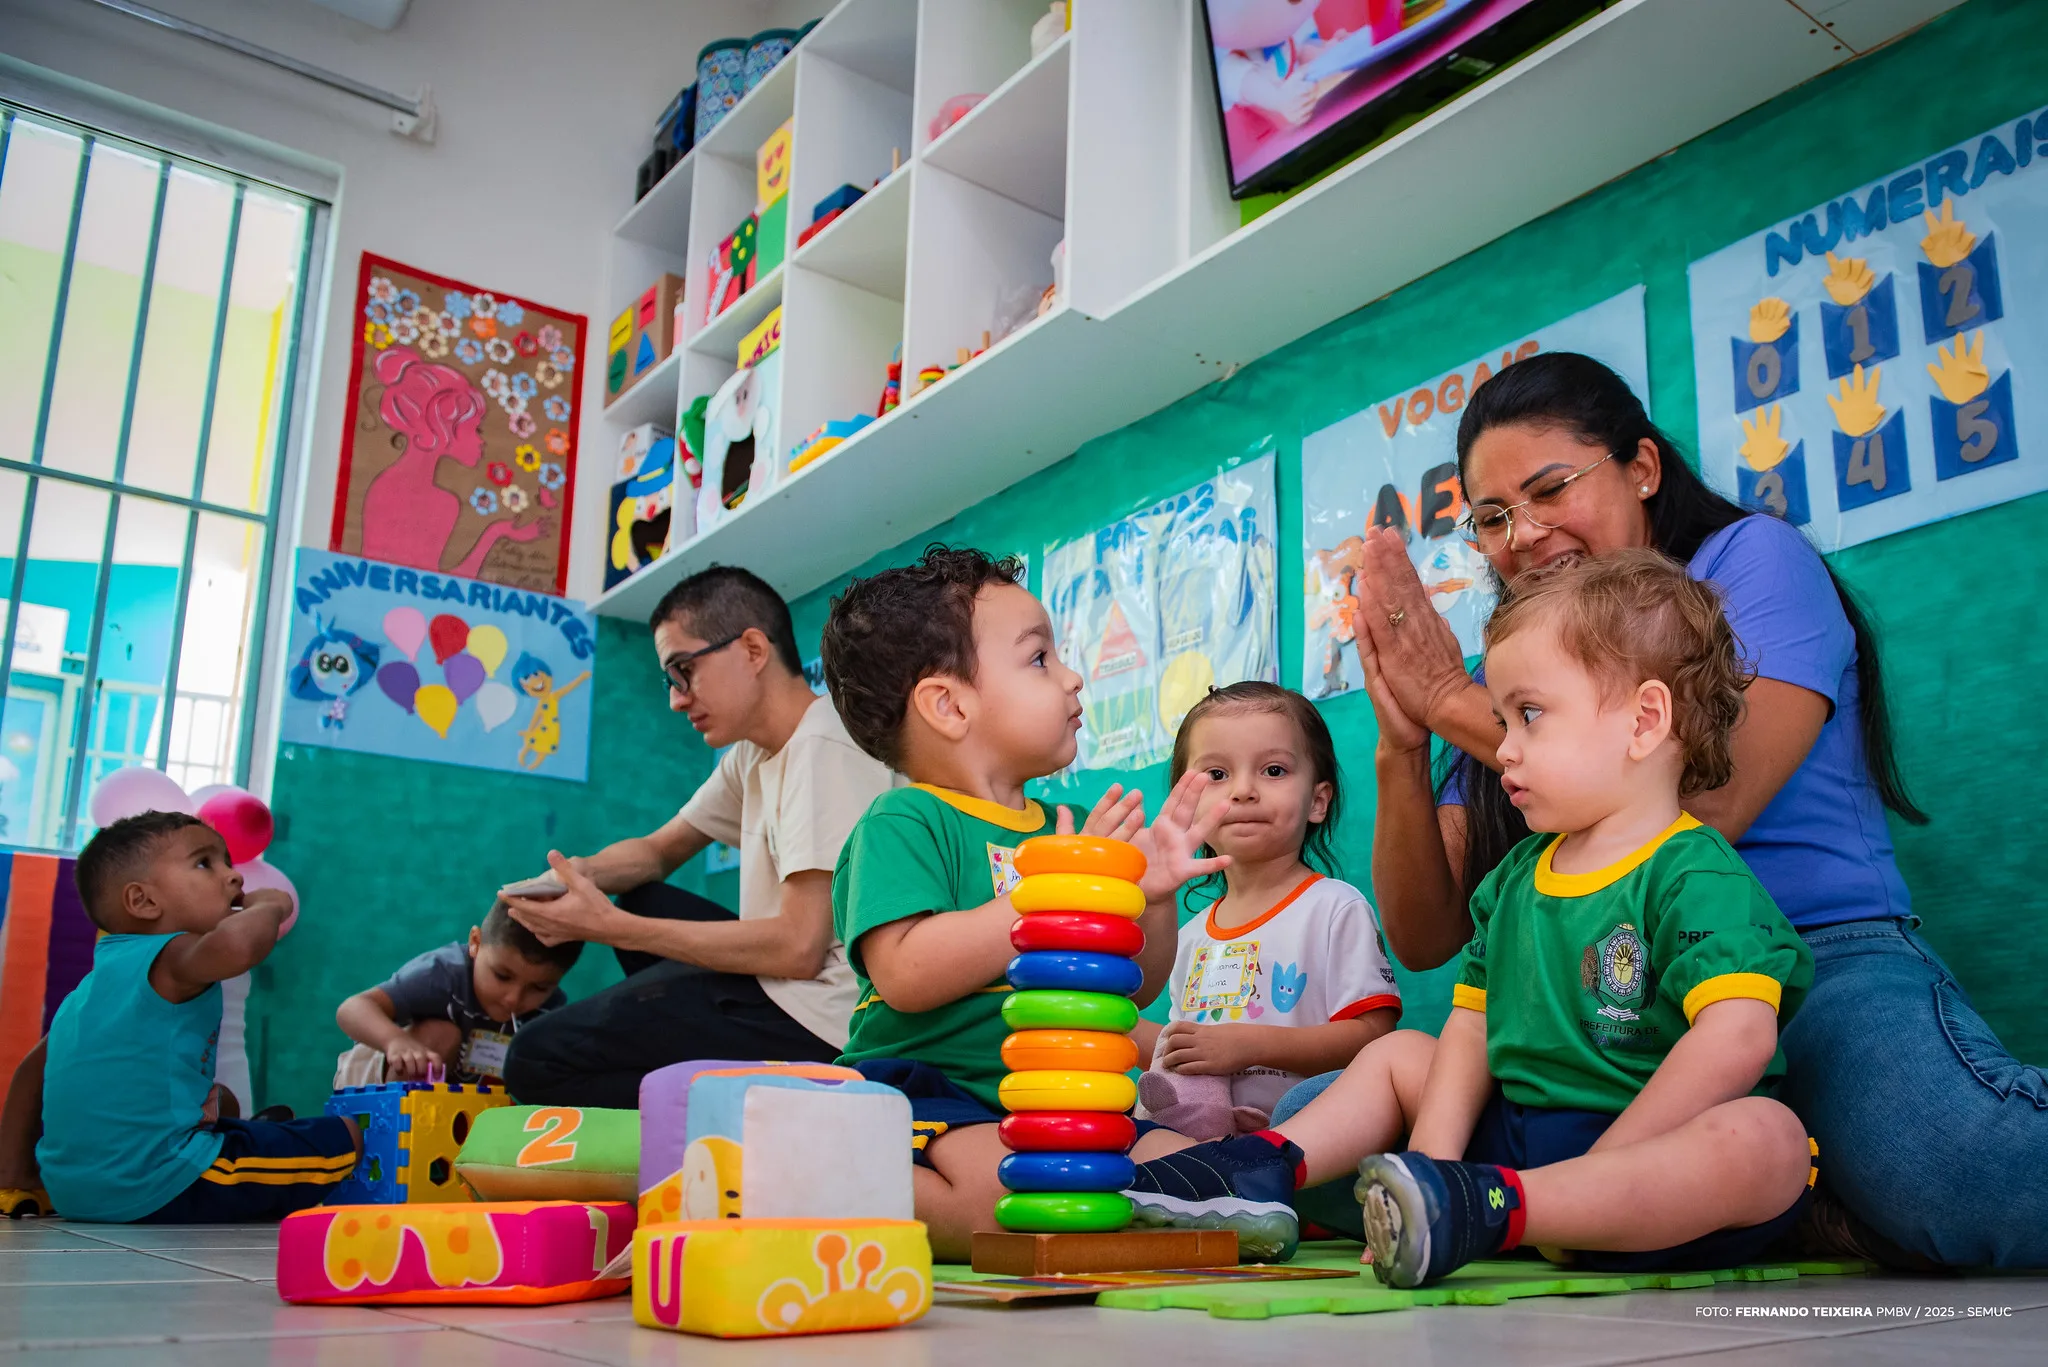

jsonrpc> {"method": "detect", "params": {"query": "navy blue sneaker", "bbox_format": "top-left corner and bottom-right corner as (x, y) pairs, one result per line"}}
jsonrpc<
(1354, 1151), (1524, 1287)
(1124, 1133), (1303, 1262)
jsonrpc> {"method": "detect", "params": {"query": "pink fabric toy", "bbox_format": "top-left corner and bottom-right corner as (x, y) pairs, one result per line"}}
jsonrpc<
(277, 1201), (634, 1305)
(1136, 1063), (1270, 1142)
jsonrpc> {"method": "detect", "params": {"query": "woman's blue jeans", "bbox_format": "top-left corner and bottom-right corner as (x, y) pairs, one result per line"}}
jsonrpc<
(1271, 917), (2048, 1267)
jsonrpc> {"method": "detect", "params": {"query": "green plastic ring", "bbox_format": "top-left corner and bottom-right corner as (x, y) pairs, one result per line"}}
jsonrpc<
(994, 1190), (1134, 1234)
(1001, 989), (1140, 1034)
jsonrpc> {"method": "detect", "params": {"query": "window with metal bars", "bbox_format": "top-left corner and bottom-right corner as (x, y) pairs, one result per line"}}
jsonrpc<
(0, 100), (323, 850)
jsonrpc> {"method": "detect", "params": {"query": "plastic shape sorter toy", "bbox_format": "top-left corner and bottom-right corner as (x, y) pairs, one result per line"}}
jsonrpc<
(323, 1078), (509, 1205)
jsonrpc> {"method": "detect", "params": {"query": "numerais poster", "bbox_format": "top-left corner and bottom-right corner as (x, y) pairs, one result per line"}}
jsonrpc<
(1300, 288), (1649, 700)
(1688, 106), (2047, 551)
(280, 550), (595, 781)
(1043, 457), (1278, 771)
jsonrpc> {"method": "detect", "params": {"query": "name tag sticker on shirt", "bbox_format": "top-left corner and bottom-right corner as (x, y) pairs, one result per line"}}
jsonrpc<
(1184, 942), (1262, 1016)
(988, 843), (1022, 897)
(461, 1030), (513, 1081)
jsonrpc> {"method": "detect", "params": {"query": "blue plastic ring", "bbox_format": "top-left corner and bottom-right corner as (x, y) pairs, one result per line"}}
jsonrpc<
(998, 1150), (1139, 1193)
(1005, 950), (1142, 997)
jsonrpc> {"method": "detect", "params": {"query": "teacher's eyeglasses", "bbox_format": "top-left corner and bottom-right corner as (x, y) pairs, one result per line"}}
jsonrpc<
(658, 633), (742, 698)
(1458, 452), (1621, 554)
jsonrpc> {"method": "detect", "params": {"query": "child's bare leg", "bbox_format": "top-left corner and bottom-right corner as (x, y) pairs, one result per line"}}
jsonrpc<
(1520, 1097), (1810, 1251)
(1272, 1030), (1436, 1185)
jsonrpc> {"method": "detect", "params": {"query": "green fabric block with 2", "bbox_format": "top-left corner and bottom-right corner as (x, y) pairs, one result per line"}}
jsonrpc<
(456, 1105), (641, 1202)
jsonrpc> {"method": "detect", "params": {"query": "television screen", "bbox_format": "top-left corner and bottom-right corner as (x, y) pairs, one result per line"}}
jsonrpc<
(1202, 0), (1607, 199)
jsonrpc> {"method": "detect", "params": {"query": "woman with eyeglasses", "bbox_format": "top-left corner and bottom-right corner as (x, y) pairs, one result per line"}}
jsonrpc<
(1309, 351), (2045, 1270)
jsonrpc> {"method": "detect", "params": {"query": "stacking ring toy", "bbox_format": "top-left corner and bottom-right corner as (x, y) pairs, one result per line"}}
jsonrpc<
(999, 1069), (1138, 1113)
(1001, 1028), (1140, 1074)
(998, 1151), (1138, 1193)
(1010, 911), (1145, 957)
(993, 1190), (1134, 1234)
(1015, 835), (1147, 883)
(1005, 950), (1143, 997)
(999, 1110), (1137, 1153)
(1011, 873), (1146, 918)
(1002, 989), (1139, 1034)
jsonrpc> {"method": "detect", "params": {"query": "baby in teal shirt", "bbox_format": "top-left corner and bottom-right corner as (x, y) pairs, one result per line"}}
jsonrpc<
(9, 811), (360, 1222)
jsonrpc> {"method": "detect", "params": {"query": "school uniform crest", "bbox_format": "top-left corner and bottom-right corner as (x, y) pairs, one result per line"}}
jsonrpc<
(1588, 923), (1650, 1021)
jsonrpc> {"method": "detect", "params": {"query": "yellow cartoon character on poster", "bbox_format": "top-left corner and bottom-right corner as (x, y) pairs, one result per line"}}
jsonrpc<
(511, 651), (590, 770)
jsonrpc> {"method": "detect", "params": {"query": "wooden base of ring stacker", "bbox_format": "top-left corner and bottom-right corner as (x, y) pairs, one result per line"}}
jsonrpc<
(969, 1228), (1239, 1276)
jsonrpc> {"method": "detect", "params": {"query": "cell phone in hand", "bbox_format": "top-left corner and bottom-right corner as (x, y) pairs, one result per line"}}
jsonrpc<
(498, 875), (567, 900)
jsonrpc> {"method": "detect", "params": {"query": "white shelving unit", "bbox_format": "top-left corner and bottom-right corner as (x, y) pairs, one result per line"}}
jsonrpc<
(589, 0), (1958, 613)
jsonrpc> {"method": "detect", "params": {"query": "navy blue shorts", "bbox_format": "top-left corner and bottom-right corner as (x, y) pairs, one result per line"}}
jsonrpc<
(139, 1117), (358, 1224)
(1466, 1089), (1812, 1271)
(851, 1059), (1160, 1170)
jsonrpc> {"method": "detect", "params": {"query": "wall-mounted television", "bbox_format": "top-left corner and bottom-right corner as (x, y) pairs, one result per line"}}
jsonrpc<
(1201, 0), (1610, 200)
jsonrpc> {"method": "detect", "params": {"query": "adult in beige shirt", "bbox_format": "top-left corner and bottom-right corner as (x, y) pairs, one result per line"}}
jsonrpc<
(503, 567), (890, 1108)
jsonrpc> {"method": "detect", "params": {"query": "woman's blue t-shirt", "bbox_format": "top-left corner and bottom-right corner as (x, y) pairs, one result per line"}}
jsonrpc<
(1443, 514), (1912, 931)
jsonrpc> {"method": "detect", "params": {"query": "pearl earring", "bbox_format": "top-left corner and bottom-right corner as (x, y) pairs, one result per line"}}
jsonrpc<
(1641, 486), (1650, 494)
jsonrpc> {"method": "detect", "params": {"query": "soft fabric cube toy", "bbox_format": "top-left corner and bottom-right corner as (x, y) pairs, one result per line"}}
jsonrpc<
(455, 1106), (639, 1201)
(678, 1072), (913, 1222)
(632, 1218), (930, 1338)
(277, 1201), (634, 1305)
(638, 1061), (860, 1193)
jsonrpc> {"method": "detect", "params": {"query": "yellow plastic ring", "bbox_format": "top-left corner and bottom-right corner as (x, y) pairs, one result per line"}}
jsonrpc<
(1011, 873), (1145, 918)
(1015, 835), (1148, 882)
(1000, 1069), (1139, 1113)
(1001, 1029), (1140, 1075)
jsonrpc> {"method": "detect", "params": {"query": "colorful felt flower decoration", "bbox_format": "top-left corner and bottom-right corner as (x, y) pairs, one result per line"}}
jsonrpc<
(510, 372), (538, 400)
(482, 369), (509, 398)
(502, 484), (529, 512)
(508, 411), (537, 439)
(364, 299), (391, 325)
(543, 395), (571, 422)
(486, 337), (515, 365)
(551, 346), (575, 371)
(364, 321), (392, 349)
(444, 291), (472, 320)
(455, 338), (484, 366)
(538, 461), (566, 490)
(470, 316), (499, 341)
(470, 488), (499, 515)
(497, 299), (524, 327)
(537, 324), (563, 352)
(391, 318), (420, 345)
(487, 461), (514, 486)
(534, 361), (562, 390)
(419, 332), (449, 358)
(433, 310), (460, 337)
(472, 292), (499, 320)
(369, 276), (396, 303)
(545, 428), (570, 456)
(500, 393), (529, 418)
(394, 288), (421, 316)
(514, 443), (542, 472)
(514, 331), (539, 357)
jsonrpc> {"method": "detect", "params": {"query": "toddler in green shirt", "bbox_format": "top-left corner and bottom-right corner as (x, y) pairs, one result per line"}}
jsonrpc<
(820, 547), (1229, 1262)
(1129, 549), (1816, 1284)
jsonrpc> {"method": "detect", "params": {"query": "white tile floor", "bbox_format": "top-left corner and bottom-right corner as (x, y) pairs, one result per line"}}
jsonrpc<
(0, 1219), (2042, 1364)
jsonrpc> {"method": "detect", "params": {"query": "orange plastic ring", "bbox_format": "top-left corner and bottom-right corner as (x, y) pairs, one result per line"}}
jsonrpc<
(1001, 1029), (1141, 1074)
(1015, 835), (1147, 882)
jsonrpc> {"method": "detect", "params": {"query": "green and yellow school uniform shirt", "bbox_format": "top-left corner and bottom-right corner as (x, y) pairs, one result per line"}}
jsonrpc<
(833, 783), (1053, 1109)
(1453, 814), (1813, 1116)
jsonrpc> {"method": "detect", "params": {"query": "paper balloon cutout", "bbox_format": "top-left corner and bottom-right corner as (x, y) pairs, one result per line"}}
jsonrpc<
(383, 606), (428, 662)
(444, 652), (486, 704)
(428, 614), (470, 665)
(198, 789), (273, 864)
(89, 766), (195, 827)
(240, 857), (299, 937)
(475, 681), (517, 733)
(466, 624), (509, 677)
(377, 661), (421, 713)
(415, 683), (458, 738)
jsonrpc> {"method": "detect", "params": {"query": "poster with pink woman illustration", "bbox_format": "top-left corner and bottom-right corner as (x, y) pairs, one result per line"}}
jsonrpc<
(331, 254), (587, 596)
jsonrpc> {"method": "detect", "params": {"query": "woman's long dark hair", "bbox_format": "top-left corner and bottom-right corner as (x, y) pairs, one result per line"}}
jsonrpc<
(1445, 352), (1926, 895)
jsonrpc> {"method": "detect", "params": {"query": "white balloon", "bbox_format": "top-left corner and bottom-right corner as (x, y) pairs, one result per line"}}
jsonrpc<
(475, 680), (518, 733)
(187, 783), (239, 807)
(88, 766), (193, 827)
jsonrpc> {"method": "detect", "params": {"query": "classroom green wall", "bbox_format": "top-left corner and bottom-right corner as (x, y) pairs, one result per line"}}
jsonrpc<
(248, 0), (2045, 1112)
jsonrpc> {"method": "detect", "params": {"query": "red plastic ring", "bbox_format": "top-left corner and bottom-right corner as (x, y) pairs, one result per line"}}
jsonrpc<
(998, 1110), (1139, 1154)
(1010, 911), (1146, 957)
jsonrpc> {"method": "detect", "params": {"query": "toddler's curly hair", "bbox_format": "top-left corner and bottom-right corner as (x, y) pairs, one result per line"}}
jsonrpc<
(1485, 549), (1752, 795)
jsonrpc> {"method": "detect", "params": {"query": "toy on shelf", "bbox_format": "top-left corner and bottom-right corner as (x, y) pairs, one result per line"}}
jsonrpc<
(1030, 2), (1069, 56)
(634, 1218), (930, 1339)
(606, 424), (680, 591)
(738, 306), (782, 369)
(628, 274), (683, 385)
(915, 364), (947, 393)
(277, 1200), (635, 1305)
(799, 182), (867, 249)
(972, 835), (1238, 1275)
(697, 346), (782, 531)
(324, 1074), (509, 1205)
(455, 1105), (641, 1202)
(756, 120), (793, 277)
(605, 305), (634, 405)
(928, 94), (985, 142)
(695, 38), (747, 143)
(744, 28), (799, 91)
(788, 415), (873, 474)
(701, 215), (759, 326)
(876, 348), (902, 416)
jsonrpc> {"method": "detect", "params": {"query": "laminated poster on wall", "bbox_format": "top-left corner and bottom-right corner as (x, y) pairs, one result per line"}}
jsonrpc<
(1299, 288), (1649, 701)
(331, 254), (587, 596)
(280, 550), (595, 782)
(1043, 455), (1278, 772)
(1688, 105), (2048, 552)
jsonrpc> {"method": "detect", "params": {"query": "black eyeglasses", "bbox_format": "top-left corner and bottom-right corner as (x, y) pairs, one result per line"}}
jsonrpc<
(658, 633), (742, 698)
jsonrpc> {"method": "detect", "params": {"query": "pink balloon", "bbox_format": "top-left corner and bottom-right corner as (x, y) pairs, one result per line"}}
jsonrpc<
(383, 606), (428, 662)
(89, 766), (193, 827)
(198, 789), (274, 864)
(239, 857), (299, 937)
